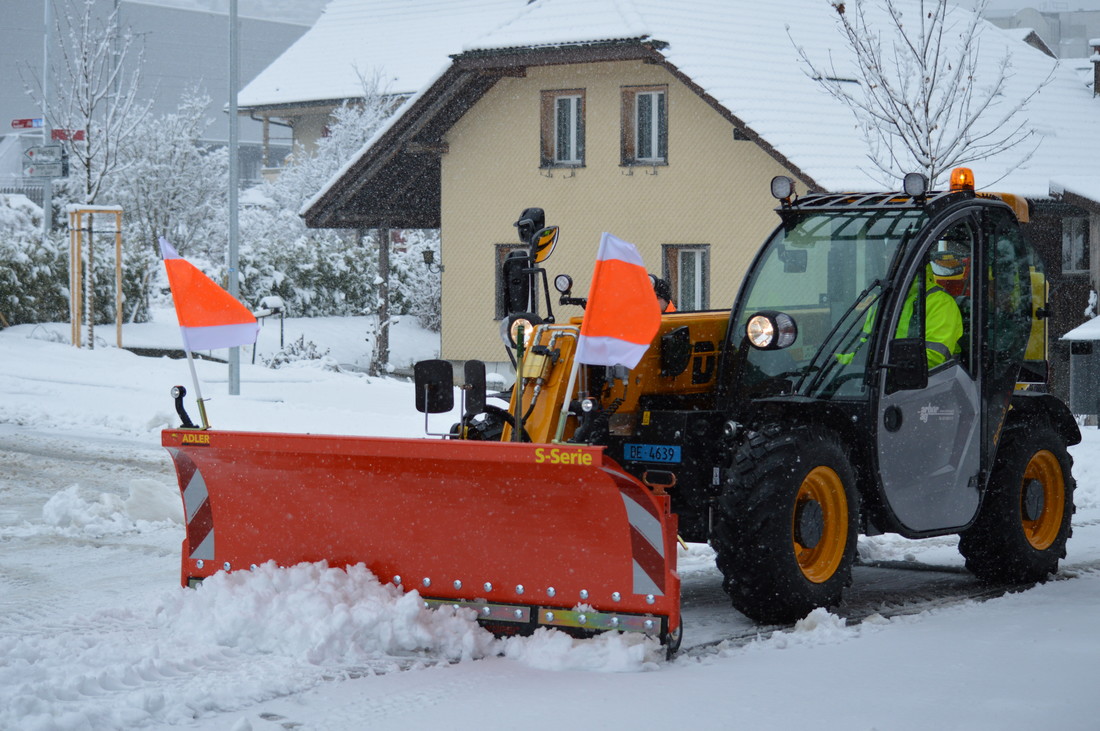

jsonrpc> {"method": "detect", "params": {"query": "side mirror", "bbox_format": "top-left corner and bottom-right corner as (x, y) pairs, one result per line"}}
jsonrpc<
(501, 249), (532, 315)
(531, 226), (559, 264)
(463, 360), (486, 416)
(884, 339), (928, 393)
(660, 326), (692, 377)
(414, 359), (454, 413)
(778, 245), (807, 274)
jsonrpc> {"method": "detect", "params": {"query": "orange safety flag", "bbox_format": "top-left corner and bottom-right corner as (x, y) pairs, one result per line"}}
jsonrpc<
(160, 237), (259, 352)
(574, 232), (661, 369)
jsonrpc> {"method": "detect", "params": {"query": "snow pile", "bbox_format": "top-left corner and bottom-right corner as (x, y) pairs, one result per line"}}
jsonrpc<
(501, 627), (662, 672)
(157, 562), (496, 664)
(747, 608), (855, 652)
(0, 481), (182, 540)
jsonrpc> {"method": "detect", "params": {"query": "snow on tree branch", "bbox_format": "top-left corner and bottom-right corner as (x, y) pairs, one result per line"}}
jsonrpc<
(792, 0), (1053, 187)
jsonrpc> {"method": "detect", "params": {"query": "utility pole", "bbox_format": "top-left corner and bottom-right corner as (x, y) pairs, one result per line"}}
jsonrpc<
(42, 0), (52, 245)
(228, 0), (241, 394)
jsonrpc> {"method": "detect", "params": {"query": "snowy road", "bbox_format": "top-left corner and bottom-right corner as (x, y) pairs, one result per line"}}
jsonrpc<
(3, 421), (1100, 729)
(2, 328), (1099, 729)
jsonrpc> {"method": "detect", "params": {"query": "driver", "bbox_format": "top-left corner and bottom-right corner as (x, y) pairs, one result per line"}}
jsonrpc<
(837, 256), (962, 369)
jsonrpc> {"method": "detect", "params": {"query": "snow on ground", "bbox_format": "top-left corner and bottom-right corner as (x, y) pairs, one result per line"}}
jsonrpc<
(1, 312), (1099, 730)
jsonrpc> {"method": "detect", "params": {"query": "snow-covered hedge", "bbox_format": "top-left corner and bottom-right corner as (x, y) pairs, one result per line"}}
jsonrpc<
(0, 195), (69, 326)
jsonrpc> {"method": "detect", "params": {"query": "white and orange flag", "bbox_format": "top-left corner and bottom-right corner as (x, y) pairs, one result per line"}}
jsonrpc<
(574, 232), (661, 369)
(159, 237), (259, 352)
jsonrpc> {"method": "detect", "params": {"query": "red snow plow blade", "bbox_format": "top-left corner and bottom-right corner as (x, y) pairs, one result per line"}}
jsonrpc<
(163, 429), (680, 641)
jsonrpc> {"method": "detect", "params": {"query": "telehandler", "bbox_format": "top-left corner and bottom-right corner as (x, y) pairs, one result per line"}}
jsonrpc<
(164, 169), (1078, 650)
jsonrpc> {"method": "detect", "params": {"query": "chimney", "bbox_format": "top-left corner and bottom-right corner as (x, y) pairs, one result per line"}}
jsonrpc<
(1093, 39), (1100, 96)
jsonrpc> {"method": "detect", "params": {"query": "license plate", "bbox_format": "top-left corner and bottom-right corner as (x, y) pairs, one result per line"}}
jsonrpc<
(624, 443), (681, 464)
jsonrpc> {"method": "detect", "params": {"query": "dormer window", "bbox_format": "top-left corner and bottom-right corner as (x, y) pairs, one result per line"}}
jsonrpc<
(622, 85), (668, 166)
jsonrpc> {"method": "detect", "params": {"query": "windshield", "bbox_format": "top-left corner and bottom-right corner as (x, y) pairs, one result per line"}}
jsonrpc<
(736, 208), (928, 399)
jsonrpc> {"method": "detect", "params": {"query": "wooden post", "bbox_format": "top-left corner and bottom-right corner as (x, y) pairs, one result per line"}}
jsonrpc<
(67, 206), (124, 349)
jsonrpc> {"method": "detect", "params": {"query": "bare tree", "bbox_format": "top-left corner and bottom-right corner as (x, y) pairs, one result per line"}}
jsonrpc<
(795, 0), (1051, 187)
(22, 0), (152, 347)
(26, 0), (152, 205)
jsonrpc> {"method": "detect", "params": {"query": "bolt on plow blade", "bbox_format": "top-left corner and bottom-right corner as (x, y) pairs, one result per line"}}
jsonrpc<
(163, 430), (681, 641)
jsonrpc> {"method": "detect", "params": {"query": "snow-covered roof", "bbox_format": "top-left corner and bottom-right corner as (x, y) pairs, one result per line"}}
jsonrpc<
(454, 0), (1100, 198)
(306, 0), (1100, 227)
(238, 0), (524, 108)
(1062, 316), (1100, 340)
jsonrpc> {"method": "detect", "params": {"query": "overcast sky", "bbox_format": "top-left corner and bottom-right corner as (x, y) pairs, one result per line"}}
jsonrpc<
(141, 0), (1100, 26)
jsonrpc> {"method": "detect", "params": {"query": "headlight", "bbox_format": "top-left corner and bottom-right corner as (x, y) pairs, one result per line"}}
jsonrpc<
(745, 311), (797, 350)
(554, 274), (573, 294)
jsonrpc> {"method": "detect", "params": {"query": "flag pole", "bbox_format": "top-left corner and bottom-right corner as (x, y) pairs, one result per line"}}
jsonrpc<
(183, 347), (210, 430)
(552, 356), (582, 444)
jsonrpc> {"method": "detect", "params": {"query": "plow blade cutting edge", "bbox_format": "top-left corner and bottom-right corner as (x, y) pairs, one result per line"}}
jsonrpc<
(163, 430), (681, 642)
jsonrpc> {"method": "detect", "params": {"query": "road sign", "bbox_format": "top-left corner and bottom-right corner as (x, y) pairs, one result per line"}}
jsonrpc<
(25, 145), (65, 163)
(51, 129), (85, 141)
(23, 160), (68, 178)
(11, 118), (44, 129)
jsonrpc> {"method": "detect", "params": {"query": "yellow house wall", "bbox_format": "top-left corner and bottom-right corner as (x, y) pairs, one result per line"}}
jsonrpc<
(439, 60), (799, 363)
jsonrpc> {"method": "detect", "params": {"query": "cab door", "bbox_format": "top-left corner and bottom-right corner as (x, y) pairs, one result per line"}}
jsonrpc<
(875, 215), (982, 533)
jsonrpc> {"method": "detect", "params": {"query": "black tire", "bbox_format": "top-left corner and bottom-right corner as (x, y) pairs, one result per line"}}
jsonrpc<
(712, 426), (859, 624)
(959, 421), (1075, 584)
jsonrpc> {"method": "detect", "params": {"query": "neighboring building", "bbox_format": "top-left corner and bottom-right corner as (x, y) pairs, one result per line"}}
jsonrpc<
(304, 0), (1100, 399)
(986, 7), (1100, 59)
(237, 0), (523, 176)
(0, 0), (307, 198)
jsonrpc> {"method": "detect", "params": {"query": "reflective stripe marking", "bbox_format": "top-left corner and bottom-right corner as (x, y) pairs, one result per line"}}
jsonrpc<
(620, 490), (663, 552)
(182, 468), (209, 523)
(632, 559), (663, 597)
(615, 473), (667, 596)
(926, 341), (952, 358)
(190, 522), (215, 561)
(169, 447), (216, 563)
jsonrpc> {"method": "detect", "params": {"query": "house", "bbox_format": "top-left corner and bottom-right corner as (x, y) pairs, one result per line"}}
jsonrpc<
(237, 0), (523, 174)
(303, 0), (1100, 399)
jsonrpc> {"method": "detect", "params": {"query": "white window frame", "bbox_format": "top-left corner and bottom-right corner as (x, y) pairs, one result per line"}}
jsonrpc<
(555, 95), (583, 164)
(634, 90), (666, 163)
(1063, 216), (1090, 273)
(663, 244), (709, 311)
(541, 89), (585, 168)
(621, 84), (668, 166)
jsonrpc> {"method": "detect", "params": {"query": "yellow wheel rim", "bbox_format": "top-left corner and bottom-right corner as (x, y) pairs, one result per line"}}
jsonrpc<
(792, 466), (848, 583)
(1021, 450), (1065, 551)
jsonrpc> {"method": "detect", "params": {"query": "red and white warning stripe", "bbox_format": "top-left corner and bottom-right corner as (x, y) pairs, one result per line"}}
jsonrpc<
(166, 448), (214, 561)
(611, 471), (667, 596)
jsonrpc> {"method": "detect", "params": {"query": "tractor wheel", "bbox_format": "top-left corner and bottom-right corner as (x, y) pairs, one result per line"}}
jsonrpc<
(712, 426), (859, 624)
(959, 421), (1075, 584)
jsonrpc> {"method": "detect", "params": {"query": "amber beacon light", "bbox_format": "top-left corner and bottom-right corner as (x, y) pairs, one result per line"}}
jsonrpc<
(949, 167), (975, 191)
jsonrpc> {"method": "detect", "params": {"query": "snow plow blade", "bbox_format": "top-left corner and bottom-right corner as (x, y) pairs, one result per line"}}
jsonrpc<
(162, 429), (681, 642)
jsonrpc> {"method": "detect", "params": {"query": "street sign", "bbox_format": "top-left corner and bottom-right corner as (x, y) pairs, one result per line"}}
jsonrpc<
(23, 160), (68, 178)
(51, 129), (85, 141)
(25, 145), (65, 162)
(11, 118), (44, 129)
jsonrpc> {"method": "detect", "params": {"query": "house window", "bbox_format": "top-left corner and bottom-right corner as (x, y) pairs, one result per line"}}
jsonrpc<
(540, 90), (585, 167)
(663, 244), (709, 311)
(622, 85), (668, 165)
(1062, 217), (1090, 273)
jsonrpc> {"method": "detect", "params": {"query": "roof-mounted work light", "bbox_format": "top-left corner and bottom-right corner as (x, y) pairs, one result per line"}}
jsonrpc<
(903, 172), (929, 198)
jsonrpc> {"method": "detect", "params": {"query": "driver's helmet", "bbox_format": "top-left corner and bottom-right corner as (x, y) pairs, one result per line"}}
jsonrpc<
(929, 234), (971, 295)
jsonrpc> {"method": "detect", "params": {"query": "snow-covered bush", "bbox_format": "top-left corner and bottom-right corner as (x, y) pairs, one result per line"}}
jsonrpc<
(261, 334), (333, 369)
(0, 195), (69, 325)
(238, 77), (441, 330)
